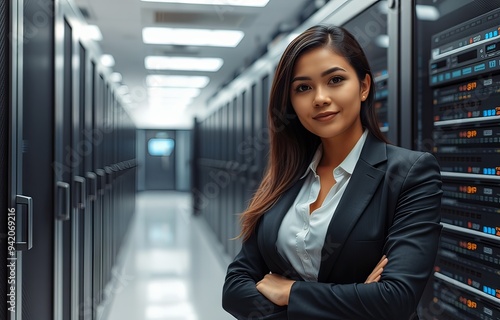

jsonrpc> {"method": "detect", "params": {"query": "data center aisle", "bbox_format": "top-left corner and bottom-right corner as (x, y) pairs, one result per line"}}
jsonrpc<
(104, 191), (235, 320)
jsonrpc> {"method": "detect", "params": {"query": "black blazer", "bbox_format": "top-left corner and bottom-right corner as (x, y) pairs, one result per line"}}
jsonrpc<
(222, 133), (443, 320)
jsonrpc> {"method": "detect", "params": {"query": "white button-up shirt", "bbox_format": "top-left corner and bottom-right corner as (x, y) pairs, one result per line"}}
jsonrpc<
(276, 130), (368, 281)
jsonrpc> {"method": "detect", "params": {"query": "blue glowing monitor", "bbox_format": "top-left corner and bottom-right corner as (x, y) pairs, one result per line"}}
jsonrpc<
(148, 138), (175, 156)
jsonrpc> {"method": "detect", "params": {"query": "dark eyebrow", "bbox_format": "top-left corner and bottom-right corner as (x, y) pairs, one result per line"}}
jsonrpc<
(291, 66), (347, 83)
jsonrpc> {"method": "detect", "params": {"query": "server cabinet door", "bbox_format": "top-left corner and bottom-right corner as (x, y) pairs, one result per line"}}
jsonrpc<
(11, 1), (56, 319)
(54, 3), (75, 320)
(70, 39), (86, 320)
(93, 76), (105, 319)
(8, 1), (25, 319)
(82, 55), (96, 320)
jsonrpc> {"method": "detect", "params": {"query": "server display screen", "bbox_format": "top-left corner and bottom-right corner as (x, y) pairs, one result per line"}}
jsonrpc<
(415, 0), (500, 318)
(427, 278), (500, 320)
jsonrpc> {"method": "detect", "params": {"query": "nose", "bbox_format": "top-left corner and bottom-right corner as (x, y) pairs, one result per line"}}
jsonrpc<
(313, 87), (331, 107)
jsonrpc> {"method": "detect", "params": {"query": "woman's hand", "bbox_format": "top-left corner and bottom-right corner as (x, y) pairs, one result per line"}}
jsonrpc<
(365, 255), (388, 284)
(256, 255), (386, 306)
(256, 273), (296, 306)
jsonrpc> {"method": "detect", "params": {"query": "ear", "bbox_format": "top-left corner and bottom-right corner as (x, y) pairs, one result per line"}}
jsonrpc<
(360, 74), (371, 102)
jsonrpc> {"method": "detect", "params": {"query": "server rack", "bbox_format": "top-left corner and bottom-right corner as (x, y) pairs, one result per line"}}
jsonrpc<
(6, 0), (137, 319)
(412, 1), (500, 319)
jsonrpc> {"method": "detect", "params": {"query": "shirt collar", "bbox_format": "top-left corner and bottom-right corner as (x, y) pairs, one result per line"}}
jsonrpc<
(300, 129), (368, 179)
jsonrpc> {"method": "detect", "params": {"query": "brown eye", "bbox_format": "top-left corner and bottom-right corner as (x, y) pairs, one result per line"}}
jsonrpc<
(329, 76), (344, 84)
(295, 84), (310, 92)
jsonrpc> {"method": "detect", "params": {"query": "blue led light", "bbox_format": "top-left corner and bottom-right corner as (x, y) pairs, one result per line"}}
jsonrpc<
(483, 109), (493, 116)
(474, 64), (486, 72)
(485, 168), (495, 175)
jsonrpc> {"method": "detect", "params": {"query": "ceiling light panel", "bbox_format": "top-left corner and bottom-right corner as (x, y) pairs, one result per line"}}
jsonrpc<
(145, 56), (223, 72)
(85, 25), (103, 41)
(140, 0), (269, 7)
(148, 87), (201, 98)
(149, 101), (192, 110)
(143, 27), (244, 47)
(149, 97), (193, 105)
(146, 75), (209, 88)
(110, 72), (123, 83)
(100, 54), (115, 67)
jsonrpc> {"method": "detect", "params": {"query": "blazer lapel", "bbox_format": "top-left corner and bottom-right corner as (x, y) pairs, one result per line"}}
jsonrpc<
(258, 180), (305, 278)
(317, 134), (387, 281)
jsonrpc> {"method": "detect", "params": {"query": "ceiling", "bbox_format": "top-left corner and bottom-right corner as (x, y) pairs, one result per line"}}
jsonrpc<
(72, 0), (316, 129)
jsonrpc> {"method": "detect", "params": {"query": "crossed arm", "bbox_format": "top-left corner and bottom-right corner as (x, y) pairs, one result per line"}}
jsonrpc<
(255, 255), (388, 306)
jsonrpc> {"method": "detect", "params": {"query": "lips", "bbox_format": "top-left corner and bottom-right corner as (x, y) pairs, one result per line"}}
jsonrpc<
(313, 111), (339, 121)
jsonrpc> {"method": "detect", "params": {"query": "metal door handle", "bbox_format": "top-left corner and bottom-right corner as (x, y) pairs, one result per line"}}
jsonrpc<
(74, 176), (86, 209)
(15, 195), (33, 251)
(56, 181), (70, 220)
(86, 172), (97, 201)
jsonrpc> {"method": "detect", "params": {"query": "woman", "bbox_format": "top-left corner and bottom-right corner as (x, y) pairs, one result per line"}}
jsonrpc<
(222, 25), (442, 320)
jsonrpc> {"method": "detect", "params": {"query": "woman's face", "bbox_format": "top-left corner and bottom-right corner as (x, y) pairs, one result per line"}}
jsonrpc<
(289, 46), (370, 142)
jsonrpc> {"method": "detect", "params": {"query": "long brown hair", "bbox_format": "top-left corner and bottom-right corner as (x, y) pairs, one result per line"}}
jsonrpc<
(239, 25), (388, 241)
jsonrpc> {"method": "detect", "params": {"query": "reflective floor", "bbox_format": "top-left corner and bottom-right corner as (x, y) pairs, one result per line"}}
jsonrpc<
(104, 191), (234, 320)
